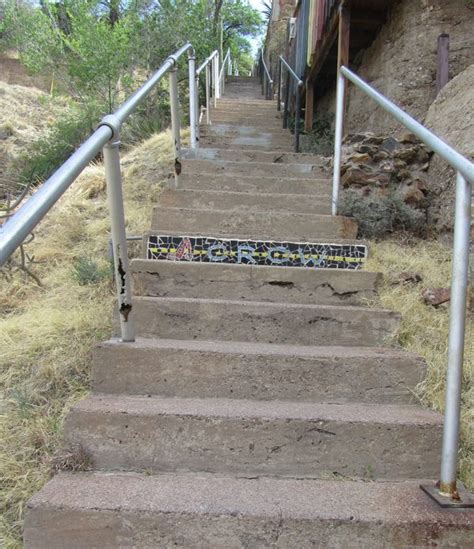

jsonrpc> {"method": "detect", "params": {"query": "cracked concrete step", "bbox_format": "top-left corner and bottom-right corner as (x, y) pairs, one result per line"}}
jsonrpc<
(182, 159), (326, 179)
(158, 188), (331, 215)
(24, 473), (474, 549)
(93, 338), (425, 404)
(183, 148), (327, 165)
(129, 297), (400, 346)
(199, 137), (292, 152)
(63, 394), (442, 479)
(150, 207), (357, 240)
(131, 260), (375, 305)
(177, 172), (331, 195)
(199, 124), (291, 139)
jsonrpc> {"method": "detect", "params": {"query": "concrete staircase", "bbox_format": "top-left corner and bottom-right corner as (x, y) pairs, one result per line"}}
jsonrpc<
(24, 77), (473, 547)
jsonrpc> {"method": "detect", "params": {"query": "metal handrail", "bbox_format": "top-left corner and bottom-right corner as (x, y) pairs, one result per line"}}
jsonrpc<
(196, 50), (219, 126)
(0, 42), (201, 342)
(217, 48), (231, 97)
(332, 64), (473, 506)
(278, 55), (304, 153)
(260, 51), (273, 101)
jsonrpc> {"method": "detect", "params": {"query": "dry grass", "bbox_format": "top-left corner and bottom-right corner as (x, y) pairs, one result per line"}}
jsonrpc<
(365, 238), (473, 490)
(0, 130), (176, 548)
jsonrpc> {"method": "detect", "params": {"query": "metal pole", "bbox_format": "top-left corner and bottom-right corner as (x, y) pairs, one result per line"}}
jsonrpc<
(169, 67), (181, 184)
(195, 75), (200, 146)
(188, 53), (197, 149)
(277, 60), (281, 111)
(283, 68), (290, 129)
(206, 64), (211, 125)
(103, 137), (135, 342)
(295, 84), (301, 152)
(332, 72), (346, 216)
(214, 55), (220, 101)
(439, 171), (472, 496)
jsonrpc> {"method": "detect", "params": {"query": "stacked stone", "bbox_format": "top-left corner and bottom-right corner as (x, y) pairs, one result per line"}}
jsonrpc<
(341, 132), (433, 207)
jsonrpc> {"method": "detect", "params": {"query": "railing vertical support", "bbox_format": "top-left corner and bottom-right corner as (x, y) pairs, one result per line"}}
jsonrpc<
(332, 72), (346, 216)
(188, 53), (197, 148)
(277, 60), (281, 111)
(103, 137), (135, 343)
(283, 68), (290, 129)
(214, 55), (220, 102)
(195, 74), (200, 147)
(169, 67), (181, 184)
(205, 64), (211, 125)
(439, 171), (472, 496)
(295, 83), (302, 152)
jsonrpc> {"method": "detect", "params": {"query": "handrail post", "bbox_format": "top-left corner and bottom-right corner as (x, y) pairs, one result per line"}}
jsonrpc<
(295, 83), (302, 152)
(169, 67), (181, 185)
(214, 55), (220, 101)
(103, 136), (135, 343)
(205, 64), (211, 125)
(195, 74), (200, 147)
(188, 52), (197, 148)
(283, 67), (290, 129)
(277, 60), (281, 111)
(332, 71), (346, 215)
(439, 171), (472, 496)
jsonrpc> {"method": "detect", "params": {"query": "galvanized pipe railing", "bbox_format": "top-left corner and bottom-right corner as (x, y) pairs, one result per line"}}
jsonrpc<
(279, 55), (304, 153)
(260, 50), (273, 100)
(332, 65), (474, 507)
(0, 42), (202, 342)
(217, 48), (231, 98)
(197, 50), (219, 127)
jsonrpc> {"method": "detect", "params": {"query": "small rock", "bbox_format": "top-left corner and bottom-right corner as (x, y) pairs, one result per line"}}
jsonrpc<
(399, 132), (418, 144)
(422, 287), (450, 307)
(394, 147), (419, 162)
(381, 137), (400, 152)
(355, 144), (379, 155)
(347, 152), (371, 164)
(373, 150), (390, 162)
(391, 271), (423, 285)
(363, 135), (384, 145)
(341, 168), (378, 187)
(404, 187), (425, 205)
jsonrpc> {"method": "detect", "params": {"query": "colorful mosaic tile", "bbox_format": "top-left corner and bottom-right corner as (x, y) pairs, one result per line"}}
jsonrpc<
(147, 235), (367, 270)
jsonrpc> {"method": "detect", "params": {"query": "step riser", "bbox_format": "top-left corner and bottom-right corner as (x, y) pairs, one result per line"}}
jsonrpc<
(129, 298), (400, 347)
(184, 149), (326, 165)
(65, 403), (441, 479)
(131, 261), (376, 305)
(158, 188), (331, 214)
(182, 160), (325, 179)
(25, 474), (474, 549)
(93, 342), (424, 403)
(177, 173), (331, 195)
(199, 139), (292, 152)
(151, 208), (358, 240)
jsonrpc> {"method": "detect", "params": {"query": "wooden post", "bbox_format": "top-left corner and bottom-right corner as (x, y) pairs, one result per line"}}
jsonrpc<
(336, 3), (350, 135)
(437, 34), (450, 95)
(304, 82), (314, 132)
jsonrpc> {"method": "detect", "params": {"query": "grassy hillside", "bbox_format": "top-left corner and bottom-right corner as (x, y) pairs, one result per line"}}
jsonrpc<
(0, 130), (176, 548)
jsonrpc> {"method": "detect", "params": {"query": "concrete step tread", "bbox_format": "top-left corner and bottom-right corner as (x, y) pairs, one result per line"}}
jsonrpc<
(72, 394), (441, 425)
(178, 171), (331, 185)
(160, 188), (331, 202)
(98, 336), (416, 361)
(27, 472), (472, 525)
(183, 148), (327, 165)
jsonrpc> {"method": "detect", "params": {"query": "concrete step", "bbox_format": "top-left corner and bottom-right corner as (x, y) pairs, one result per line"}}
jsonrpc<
(199, 137), (292, 152)
(199, 123), (289, 138)
(150, 207), (357, 241)
(177, 172), (331, 195)
(216, 98), (276, 107)
(184, 148), (326, 166)
(129, 297), (400, 347)
(93, 338), (425, 404)
(25, 473), (474, 549)
(208, 115), (283, 126)
(63, 394), (442, 478)
(182, 159), (325, 179)
(158, 188), (331, 215)
(131, 260), (376, 305)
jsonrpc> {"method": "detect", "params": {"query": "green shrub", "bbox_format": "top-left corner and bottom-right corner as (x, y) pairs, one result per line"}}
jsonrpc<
(14, 106), (100, 185)
(71, 256), (111, 286)
(340, 189), (426, 238)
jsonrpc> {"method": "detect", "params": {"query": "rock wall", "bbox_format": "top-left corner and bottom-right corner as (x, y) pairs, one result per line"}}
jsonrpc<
(264, 0), (294, 85)
(315, 0), (474, 135)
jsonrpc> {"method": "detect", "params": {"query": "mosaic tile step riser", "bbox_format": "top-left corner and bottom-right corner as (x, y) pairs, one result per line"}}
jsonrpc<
(147, 235), (367, 270)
